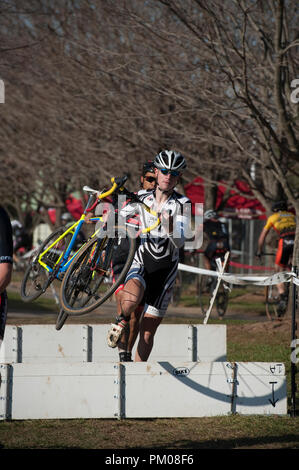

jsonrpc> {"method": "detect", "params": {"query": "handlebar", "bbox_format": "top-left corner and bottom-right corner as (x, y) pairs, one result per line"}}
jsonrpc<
(117, 180), (161, 233)
(86, 176), (161, 234)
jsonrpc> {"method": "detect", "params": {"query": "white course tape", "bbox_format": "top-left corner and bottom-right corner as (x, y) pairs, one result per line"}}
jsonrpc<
(178, 262), (299, 287)
(203, 252), (230, 325)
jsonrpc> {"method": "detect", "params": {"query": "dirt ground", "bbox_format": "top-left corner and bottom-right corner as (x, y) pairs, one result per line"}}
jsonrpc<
(5, 277), (294, 350)
(6, 274), (294, 353)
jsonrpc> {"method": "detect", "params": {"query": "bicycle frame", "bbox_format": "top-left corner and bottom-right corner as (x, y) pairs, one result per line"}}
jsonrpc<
(38, 214), (100, 275)
(36, 187), (112, 278)
(35, 176), (159, 281)
(59, 175), (162, 316)
(84, 179), (161, 273)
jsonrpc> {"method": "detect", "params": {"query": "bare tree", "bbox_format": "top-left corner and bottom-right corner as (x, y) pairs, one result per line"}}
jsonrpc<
(0, 0), (298, 266)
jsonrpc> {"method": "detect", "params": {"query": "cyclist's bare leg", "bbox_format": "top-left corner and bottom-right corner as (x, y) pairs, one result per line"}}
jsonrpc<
(107, 278), (144, 350)
(120, 278), (144, 316)
(274, 264), (289, 296)
(203, 255), (211, 270)
(127, 304), (143, 350)
(114, 289), (128, 354)
(116, 288), (143, 360)
(135, 314), (163, 362)
(274, 260), (291, 316)
(275, 270), (285, 295)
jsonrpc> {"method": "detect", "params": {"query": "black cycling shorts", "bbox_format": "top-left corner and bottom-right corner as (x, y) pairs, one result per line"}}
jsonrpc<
(204, 239), (230, 261)
(276, 236), (294, 267)
(124, 262), (178, 317)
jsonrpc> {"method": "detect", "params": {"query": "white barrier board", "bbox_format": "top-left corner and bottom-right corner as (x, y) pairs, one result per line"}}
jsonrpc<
(233, 362), (287, 415)
(0, 361), (287, 420)
(124, 361), (232, 418)
(1, 324), (226, 364)
(1, 325), (91, 364)
(0, 362), (119, 420)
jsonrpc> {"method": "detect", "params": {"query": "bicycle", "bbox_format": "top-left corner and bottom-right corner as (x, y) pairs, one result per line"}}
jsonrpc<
(198, 256), (230, 318)
(20, 187), (108, 304)
(59, 175), (160, 316)
(13, 246), (34, 271)
(258, 252), (291, 321)
(20, 185), (112, 329)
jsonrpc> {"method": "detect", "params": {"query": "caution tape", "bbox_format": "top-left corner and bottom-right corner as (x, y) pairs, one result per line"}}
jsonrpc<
(178, 262), (299, 287)
(229, 260), (274, 271)
(203, 252), (230, 325)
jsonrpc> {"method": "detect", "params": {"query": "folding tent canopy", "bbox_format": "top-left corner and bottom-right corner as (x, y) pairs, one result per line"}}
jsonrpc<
(184, 177), (266, 220)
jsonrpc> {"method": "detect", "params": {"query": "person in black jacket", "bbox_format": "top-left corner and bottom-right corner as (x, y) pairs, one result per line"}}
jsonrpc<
(203, 210), (230, 271)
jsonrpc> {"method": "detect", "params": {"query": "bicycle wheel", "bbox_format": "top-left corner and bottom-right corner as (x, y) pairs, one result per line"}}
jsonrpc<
(60, 225), (136, 316)
(265, 285), (280, 320)
(215, 283), (229, 317)
(197, 275), (215, 316)
(55, 309), (69, 331)
(21, 226), (72, 302)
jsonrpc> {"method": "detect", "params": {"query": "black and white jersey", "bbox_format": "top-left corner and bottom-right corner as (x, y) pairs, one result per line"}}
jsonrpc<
(121, 189), (191, 273)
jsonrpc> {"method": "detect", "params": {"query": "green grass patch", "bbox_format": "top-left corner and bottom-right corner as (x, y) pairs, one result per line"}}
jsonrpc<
(227, 342), (289, 363)
(0, 415), (298, 449)
(7, 290), (57, 313)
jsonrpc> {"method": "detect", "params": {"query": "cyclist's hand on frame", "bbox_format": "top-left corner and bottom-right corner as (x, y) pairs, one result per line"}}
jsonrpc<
(85, 212), (95, 224)
(160, 210), (174, 234)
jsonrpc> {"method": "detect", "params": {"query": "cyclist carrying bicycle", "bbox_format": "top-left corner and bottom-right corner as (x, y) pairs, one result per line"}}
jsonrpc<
(107, 150), (191, 362)
(256, 200), (296, 315)
(202, 210), (230, 272)
(112, 160), (157, 362)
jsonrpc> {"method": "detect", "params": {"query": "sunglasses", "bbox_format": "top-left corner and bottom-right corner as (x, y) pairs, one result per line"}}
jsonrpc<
(145, 176), (156, 183)
(160, 169), (180, 177)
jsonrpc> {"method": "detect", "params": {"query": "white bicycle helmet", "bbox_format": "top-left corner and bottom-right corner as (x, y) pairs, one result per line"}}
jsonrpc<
(204, 210), (217, 220)
(11, 220), (23, 229)
(154, 150), (187, 172)
(61, 212), (72, 222)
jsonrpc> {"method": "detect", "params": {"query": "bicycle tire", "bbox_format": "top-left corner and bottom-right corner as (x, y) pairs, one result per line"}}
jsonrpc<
(55, 309), (69, 331)
(265, 285), (280, 320)
(265, 285), (289, 320)
(21, 226), (72, 302)
(60, 225), (136, 316)
(215, 283), (229, 317)
(197, 275), (214, 316)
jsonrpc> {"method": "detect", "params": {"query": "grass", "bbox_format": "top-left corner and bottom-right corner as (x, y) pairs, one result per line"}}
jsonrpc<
(7, 290), (58, 313)
(1, 415), (299, 450)
(179, 284), (267, 313)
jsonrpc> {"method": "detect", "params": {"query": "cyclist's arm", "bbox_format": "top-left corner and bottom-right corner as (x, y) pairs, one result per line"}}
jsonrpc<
(119, 200), (140, 220)
(257, 227), (269, 255)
